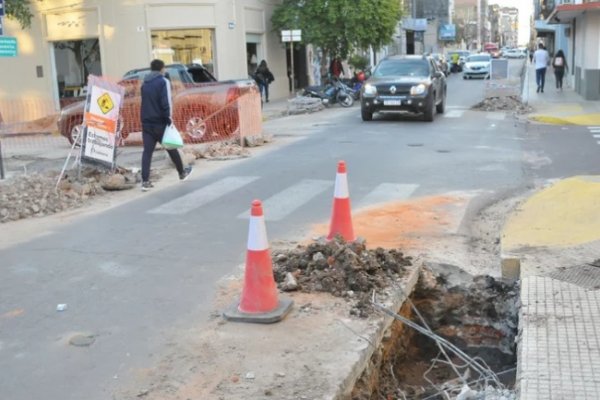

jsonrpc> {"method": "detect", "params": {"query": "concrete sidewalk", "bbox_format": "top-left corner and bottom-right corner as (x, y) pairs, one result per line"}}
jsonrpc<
(525, 63), (600, 125)
(502, 176), (600, 399)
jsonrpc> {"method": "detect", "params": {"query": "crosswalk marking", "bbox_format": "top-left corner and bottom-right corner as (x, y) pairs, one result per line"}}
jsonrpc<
(593, 134), (600, 138)
(238, 179), (332, 221)
(591, 130), (600, 134)
(444, 110), (465, 118)
(357, 183), (419, 208)
(148, 176), (259, 215)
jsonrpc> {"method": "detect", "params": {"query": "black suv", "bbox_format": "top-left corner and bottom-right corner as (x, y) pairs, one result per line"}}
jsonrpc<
(360, 55), (447, 122)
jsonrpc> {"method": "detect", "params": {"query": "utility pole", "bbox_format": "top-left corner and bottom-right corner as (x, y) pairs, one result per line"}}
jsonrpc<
(477, 0), (482, 50)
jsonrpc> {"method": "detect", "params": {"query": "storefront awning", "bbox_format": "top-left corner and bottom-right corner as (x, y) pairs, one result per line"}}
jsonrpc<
(547, 2), (600, 24)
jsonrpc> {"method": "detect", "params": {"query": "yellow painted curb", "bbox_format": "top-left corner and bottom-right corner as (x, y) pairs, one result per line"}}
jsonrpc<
(503, 176), (600, 250)
(529, 113), (600, 126)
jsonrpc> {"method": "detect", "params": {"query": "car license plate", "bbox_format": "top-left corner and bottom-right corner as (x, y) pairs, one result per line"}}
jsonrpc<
(384, 100), (402, 106)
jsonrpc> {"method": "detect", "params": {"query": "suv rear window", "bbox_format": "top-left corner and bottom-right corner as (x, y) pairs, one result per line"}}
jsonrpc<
(373, 60), (430, 78)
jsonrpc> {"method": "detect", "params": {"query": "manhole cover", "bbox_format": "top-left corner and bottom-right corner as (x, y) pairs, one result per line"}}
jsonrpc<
(547, 264), (600, 290)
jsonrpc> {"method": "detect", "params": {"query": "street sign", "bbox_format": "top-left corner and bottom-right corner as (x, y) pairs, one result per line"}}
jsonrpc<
(281, 29), (301, 42)
(0, 36), (17, 57)
(0, 17), (3, 36)
(439, 24), (456, 41)
(81, 76), (124, 169)
(0, 0), (5, 17)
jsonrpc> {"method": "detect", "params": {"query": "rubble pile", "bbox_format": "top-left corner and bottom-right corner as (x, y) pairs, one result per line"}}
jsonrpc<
(184, 141), (251, 160)
(472, 95), (533, 114)
(272, 237), (412, 317)
(0, 167), (138, 223)
(287, 97), (325, 115)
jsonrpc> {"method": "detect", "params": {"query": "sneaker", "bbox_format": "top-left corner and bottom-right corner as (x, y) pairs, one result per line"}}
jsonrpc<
(141, 181), (154, 192)
(180, 166), (193, 181)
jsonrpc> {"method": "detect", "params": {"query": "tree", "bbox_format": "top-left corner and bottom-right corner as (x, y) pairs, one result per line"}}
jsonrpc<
(272, 0), (401, 61)
(5, 0), (41, 29)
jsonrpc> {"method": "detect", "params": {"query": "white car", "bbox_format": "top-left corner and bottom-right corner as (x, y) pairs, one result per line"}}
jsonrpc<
(504, 49), (526, 59)
(463, 54), (491, 79)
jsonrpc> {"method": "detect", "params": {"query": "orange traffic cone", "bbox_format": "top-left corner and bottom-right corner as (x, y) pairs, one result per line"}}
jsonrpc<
(224, 200), (293, 323)
(327, 161), (355, 241)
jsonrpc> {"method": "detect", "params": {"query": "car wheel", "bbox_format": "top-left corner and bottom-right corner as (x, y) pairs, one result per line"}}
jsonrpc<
(423, 96), (435, 122)
(186, 117), (207, 140)
(463, 75), (467, 80)
(436, 91), (446, 114)
(361, 108), (373, 121)
(68, 124), (84, 147)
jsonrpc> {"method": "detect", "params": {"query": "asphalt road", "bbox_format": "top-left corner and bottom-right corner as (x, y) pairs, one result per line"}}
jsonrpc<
(2, 67), (599, 400)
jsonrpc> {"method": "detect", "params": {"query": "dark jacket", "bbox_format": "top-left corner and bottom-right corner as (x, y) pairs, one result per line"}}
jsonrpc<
(141, 71), (172, 128)
(256, 66), (274, 85)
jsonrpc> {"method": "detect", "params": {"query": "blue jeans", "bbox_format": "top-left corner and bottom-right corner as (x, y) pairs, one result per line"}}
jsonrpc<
(536, 68), (547, 90)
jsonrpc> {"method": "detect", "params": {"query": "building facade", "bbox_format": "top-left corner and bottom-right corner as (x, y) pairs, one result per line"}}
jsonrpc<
(545, 0), (600, 100)
(0, 0), (287, 121)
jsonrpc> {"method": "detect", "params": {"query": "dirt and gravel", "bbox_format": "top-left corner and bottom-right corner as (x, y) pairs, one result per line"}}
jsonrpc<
(0, 167), (139, 223)
(272, 237), (412, 318)
(472, 95), (533, 114)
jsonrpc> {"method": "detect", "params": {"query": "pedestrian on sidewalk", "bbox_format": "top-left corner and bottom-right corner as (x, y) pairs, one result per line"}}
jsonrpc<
(552, 49), (568, 91)
(140, 59), (192, 191)
(533, 43), (550, 93)
(255, 60), (275, 103)
(329, 57), (345, 78)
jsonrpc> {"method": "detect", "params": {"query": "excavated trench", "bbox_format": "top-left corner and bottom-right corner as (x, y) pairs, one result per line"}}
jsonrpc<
(352, 265), (520, 400)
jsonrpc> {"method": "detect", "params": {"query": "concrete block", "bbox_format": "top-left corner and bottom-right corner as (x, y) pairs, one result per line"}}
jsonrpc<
(501, 255), (521, 281)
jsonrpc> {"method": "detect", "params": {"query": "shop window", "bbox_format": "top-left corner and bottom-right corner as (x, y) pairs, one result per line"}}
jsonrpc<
(151, 29), (215, 74)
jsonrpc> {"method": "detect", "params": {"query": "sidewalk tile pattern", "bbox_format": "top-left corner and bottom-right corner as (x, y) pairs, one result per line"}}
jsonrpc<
(518, 276), (600, 399)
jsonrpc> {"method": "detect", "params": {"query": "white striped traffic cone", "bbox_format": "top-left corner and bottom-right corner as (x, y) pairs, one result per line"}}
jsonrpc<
(223, 200), (293, 323)
(327, 161), (355, 241)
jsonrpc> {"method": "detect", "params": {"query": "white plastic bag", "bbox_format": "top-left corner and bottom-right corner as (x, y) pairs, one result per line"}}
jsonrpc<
(162, 124), (183, 149)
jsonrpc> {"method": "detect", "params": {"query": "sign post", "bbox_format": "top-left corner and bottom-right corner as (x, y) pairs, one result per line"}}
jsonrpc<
(281, 29), (302, 95)
(0, 0), (4, 36)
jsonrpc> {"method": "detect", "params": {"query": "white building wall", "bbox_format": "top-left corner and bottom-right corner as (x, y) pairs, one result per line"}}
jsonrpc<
(0, 0), (286, 122)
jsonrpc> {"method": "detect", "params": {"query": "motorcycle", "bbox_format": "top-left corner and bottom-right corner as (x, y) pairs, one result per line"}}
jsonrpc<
(303, 77), (355, 107)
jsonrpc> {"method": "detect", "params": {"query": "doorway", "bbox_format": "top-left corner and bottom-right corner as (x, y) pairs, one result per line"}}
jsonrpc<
(246, 34), (264, 76)
(53, 38), (101, 106)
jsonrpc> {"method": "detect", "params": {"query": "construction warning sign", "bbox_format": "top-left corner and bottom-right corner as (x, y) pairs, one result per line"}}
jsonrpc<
(81, 76), (124, 168)
(97, 93), (114, 114)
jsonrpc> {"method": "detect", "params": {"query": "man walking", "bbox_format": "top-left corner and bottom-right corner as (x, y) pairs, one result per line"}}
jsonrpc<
(140, 59), (192, 191)
(533, 43), (550, 93)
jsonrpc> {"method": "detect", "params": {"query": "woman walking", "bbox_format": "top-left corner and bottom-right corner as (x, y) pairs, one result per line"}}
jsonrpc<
(256, 60), (275, 102)
(553, 50), (568, 91)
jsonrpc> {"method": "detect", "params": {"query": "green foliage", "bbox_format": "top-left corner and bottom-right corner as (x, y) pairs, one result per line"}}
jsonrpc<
(5, 0), (38, 29)
(348, 54), (369, 71)
(271, 0), (402, 58)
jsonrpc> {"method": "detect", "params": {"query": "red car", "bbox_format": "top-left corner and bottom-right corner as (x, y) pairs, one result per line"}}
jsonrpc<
(58, 64), (258, 145)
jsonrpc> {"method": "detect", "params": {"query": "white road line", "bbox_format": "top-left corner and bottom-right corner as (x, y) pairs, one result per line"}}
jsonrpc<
(444, 110), (465, 118)
(357, 183), (419, 208)
(597, 141), (600, 145)
(588, 127), (600, 130)
(238, 179), (332, 221)
(593, 134), (600, 138)
(590, 130), (600, 134)
(148, 176), (259, 215)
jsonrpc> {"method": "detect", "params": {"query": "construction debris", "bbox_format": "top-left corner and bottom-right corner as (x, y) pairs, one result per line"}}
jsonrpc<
(472, 96), (533, 114)
(272, 237), (412, 317)
(0, 167), (139, 223)
(287, 97), (325, 115)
